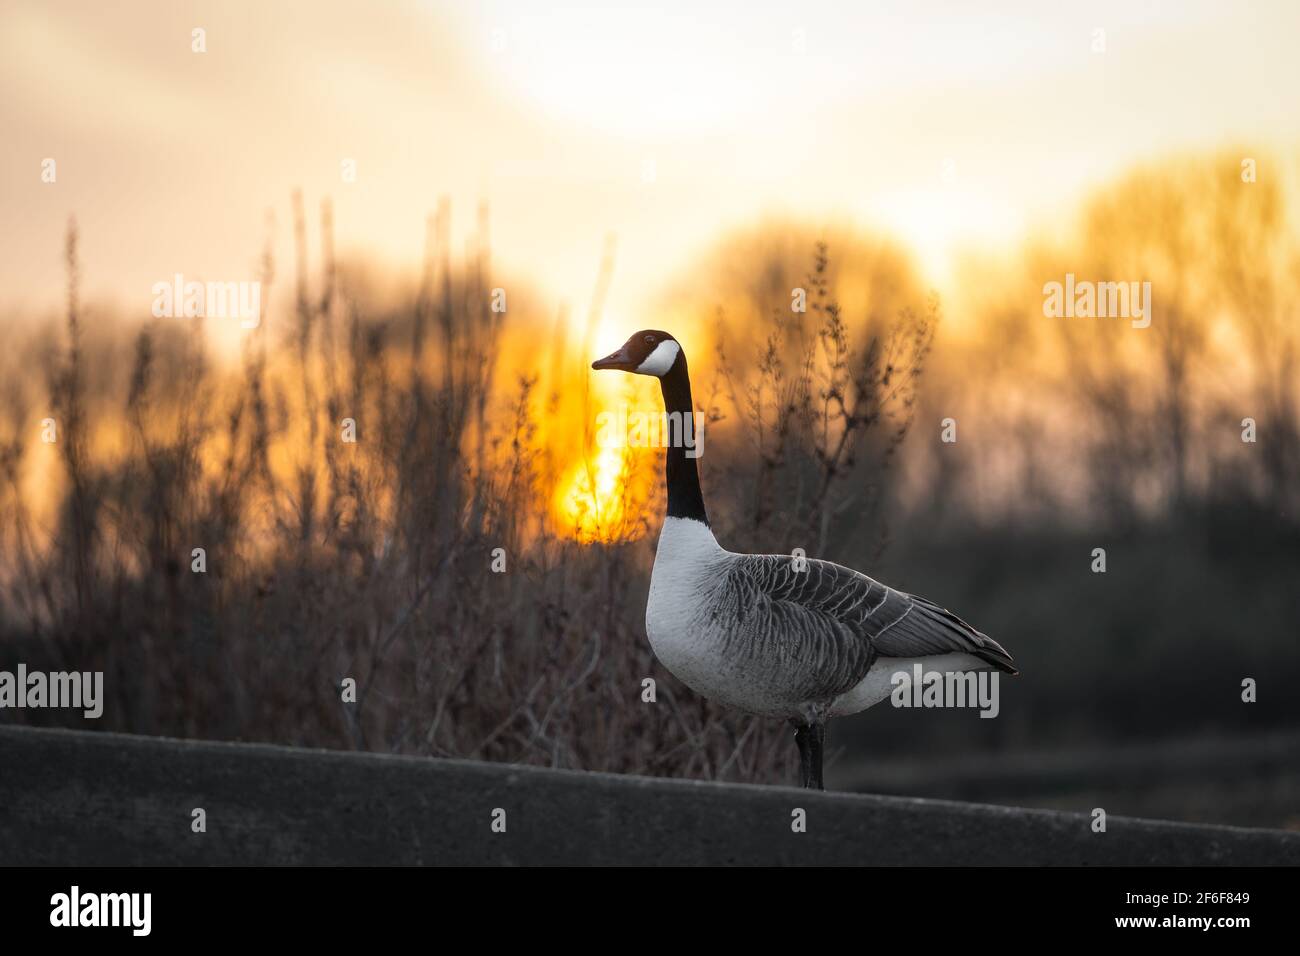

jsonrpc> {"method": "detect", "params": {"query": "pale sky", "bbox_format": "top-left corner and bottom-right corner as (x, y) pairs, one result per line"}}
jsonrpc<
(3, 0), (1298, 336)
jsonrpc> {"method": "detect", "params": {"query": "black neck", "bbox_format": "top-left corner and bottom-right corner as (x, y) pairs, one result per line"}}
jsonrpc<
(659, 354), (709, 525)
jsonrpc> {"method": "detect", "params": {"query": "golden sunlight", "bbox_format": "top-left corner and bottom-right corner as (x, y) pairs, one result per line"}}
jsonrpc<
(547, 319), (662, 543)
(554, 442), (641, 543)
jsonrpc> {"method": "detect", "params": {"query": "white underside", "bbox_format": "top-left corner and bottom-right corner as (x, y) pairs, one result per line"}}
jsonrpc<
(827, 652), (990, 717)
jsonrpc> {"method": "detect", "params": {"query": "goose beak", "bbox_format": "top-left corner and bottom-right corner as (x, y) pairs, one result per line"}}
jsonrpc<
(592, 345), (634, 371)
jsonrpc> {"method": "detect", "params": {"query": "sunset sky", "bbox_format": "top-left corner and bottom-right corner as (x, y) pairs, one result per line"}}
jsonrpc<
(3, 0), (1299, 342)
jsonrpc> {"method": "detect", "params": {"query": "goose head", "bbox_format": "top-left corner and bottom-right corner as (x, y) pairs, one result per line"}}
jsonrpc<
(591, 330), (681, 377)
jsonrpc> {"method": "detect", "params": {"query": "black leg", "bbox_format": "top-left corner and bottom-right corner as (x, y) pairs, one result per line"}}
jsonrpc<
(792, 720), (812, 788)
(808, 721), (825, 791)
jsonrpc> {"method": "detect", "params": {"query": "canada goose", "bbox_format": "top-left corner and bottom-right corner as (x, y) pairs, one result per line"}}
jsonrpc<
(593, 330), (1018, 790)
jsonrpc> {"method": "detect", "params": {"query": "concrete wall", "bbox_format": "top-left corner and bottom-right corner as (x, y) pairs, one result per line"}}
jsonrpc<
(2, 725), (1297, 866)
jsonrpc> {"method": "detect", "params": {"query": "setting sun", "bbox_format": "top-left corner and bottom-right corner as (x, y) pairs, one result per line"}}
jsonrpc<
(555, 443), (638, 543)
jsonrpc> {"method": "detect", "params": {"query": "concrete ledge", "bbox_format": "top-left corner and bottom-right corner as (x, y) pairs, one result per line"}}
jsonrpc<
(2, 725), (1296, 865)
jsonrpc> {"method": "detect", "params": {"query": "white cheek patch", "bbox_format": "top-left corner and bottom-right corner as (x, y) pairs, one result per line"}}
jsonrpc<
(636, 340), (680, 376)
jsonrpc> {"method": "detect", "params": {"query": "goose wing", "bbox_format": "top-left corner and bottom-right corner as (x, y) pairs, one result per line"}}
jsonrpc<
(729, 553), (1018, 677)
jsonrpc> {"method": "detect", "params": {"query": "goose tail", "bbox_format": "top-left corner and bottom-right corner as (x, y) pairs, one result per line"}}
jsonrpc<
(912, 597), (1020, 676)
